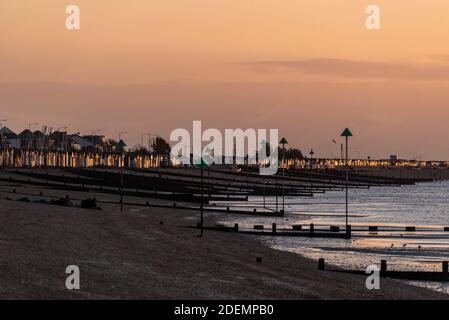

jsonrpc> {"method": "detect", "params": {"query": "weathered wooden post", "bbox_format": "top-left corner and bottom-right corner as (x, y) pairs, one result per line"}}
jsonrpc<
(234, 223), (239, 232)
(318, 258), (325, 270)
(310, 223), (314, 234)
(381, 260), (387, 275)
(443, 261), (448, 273)
(272, 223), (277, 234)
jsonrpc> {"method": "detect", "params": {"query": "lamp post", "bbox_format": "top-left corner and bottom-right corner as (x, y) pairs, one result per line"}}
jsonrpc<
(279, 137), (288, 213)
(340, 128), (353, 232)
(309, 148), (315, 169)
(118, 132), (128, 213)
(200, 156), (204, 237)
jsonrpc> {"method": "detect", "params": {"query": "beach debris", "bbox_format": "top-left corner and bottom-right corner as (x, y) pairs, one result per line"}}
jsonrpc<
(80, 198), (98, 209)
(33, 199), (50, 204)
(50, 198), (74, 207)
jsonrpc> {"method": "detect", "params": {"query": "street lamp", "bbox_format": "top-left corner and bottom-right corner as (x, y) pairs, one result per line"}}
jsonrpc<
(280, 137), (288, 214)
(117, 131), (128, 214)
(309, 148), (315, 169)
(340, 128), (353, 236)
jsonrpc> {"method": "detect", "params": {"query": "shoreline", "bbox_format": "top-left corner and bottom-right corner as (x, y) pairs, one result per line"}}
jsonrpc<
(0, 192), (446, 299)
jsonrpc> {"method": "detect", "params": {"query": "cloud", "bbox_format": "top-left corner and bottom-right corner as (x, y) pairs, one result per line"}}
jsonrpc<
(241, 58), (449, 81)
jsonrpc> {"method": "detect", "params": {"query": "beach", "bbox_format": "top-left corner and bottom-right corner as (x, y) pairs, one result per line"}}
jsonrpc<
(0, 187), (446, 300)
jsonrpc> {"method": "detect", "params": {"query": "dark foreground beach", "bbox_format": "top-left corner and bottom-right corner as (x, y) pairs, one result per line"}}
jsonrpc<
(0, 190), (446, 300)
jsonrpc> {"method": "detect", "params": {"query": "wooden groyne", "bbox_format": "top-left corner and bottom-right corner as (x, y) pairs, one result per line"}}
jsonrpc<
(197, 223), (352, 239)
(319, 258), (449, 282)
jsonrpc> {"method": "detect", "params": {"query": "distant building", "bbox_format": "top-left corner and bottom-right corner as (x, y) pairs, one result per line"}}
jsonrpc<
(18, 129), (33, 149)
(69, 134), (94, 151)
(32, 131), (46, 150)
(49, 131), (68, 151)
(0, 127), (20, 149)
(390, 155), (398, 162)
(83, 135), (106, 152)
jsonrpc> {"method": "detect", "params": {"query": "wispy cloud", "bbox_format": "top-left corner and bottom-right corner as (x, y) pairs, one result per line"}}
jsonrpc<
(241, 58), (449, 81)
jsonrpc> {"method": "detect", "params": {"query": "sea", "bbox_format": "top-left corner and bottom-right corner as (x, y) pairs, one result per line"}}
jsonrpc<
(215, 180), (449, 294)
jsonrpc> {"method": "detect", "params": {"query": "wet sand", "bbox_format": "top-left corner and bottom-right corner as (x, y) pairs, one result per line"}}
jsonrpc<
(0, 188), (446, 299)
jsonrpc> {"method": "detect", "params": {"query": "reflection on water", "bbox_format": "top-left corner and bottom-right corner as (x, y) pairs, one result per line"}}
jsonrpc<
(218, 180), (449, 295)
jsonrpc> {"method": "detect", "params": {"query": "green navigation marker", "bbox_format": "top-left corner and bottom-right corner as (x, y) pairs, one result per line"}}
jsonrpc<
(340, 128), (353, 137)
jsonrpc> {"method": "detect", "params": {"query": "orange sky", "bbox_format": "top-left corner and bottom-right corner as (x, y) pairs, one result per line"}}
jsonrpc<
(2, 1), (449, 159)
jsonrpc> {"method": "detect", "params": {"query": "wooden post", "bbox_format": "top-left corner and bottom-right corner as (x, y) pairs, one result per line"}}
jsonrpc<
(234, 223), (239, 232)
(443, 261), (448, 273)
(318, 258), (325, 270)
(346, 224), (351, 238)
(310, 223), (314, 234)
(381, 260), (387, 275)
(272, 223), (277, 234)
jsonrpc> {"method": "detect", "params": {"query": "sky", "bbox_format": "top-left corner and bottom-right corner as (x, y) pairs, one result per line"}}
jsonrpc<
(2, 0), (449, 159)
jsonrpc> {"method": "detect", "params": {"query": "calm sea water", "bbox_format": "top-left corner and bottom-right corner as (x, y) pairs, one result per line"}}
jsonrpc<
(216, 180), (449, 294)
